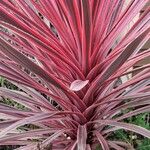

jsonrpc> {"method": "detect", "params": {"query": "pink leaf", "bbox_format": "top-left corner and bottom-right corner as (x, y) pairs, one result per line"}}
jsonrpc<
(69, 80), (89, 91)
(77, 125), (87, 150)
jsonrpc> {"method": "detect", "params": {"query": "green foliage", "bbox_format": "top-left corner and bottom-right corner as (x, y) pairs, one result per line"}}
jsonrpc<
(96, 145), (102, 150)
(0, 77), (18, 89)
(109, 113), (150, 149)
(132, 114), (150, 149)
(0, 77), (26, 110)
(132, 113), (150, 130)
(137, 138), (150, 150)
(0, 77), (4, 87)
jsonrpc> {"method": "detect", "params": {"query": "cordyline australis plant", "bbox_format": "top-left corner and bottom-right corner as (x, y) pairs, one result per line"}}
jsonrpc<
(0, 0), (150, 150)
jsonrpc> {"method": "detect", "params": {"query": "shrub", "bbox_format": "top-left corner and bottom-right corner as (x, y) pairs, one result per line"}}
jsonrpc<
(0, 0), (150, 149)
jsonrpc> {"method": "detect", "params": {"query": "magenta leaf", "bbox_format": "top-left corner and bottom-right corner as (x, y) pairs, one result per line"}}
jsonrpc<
(0, 0), (150, 149)
(77, 125), (87, 150)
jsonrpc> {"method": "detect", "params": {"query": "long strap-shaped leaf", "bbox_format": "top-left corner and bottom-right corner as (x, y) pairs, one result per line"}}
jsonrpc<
(0, 38), (66, 90)
(94, 131), (110, 150)
(83, 28), (150, 105)
(93, 120), (150, 138)
(81, 0), (92, 75)
(77, 124), (87, 150)
(0, 38), (87, 110)
(40, 129), (70, 149)
(0, 111), (84, 138)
